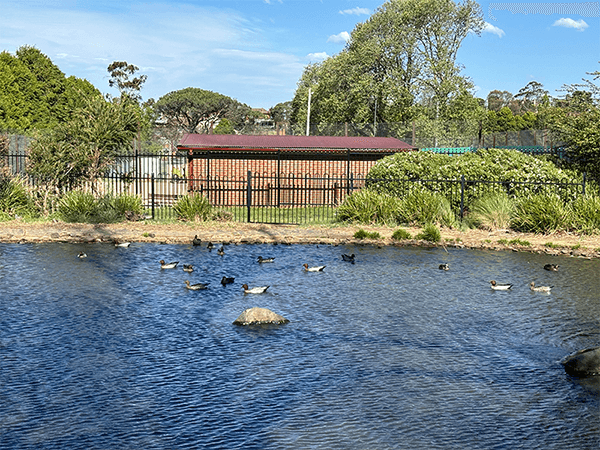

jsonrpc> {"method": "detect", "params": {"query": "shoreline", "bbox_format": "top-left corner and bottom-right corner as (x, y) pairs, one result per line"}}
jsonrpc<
(0, 221), (599, 259)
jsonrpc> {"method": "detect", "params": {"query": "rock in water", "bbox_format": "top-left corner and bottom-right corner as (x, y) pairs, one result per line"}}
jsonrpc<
(233, 307), (289, 326)
(561, 347), (600, 377)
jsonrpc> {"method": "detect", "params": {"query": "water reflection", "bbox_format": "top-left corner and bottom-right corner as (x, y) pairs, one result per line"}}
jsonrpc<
(0, 242), (598, 449)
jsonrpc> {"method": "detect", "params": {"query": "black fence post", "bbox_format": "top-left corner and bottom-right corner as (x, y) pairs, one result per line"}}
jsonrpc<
(460, 175), (465, 219)
(151, 173), (155, 220)
(583, 172), (586, 196)
(247, 170), (252, 223)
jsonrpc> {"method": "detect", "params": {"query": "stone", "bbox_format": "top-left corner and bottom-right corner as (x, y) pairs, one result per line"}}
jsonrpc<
(233, 307), (289, 326)
(561, 347), (600, 377)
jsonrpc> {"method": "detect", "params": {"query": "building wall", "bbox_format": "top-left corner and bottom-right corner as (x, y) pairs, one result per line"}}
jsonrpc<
(187, 156), (379, 207)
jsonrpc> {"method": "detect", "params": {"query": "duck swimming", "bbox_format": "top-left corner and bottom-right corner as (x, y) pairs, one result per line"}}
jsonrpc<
(257, 256), (275, 263)
(160, 260), (179, 269)
(303, 263), (326, 272)
(544, 264), (559, 271)
(341, 253), (355, 263)
(530, 282), (552, 292)
(439, 263), (449, 271)
(182, 264), (194, 273)
(242, 284), (269, 294)
(115, 241), (131, 248)
(217, 246), (225, 256)
(185, 280), (209, 290)
(192, 235), (202, 246)
(221, 276), (235, 285)
(490, 280), (512, 290)
(77, 251), (87, 258)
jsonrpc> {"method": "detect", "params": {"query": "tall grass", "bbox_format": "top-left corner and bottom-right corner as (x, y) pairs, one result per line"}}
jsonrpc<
(465, 192), (515, 230)
(511, 194), (572, 233)
(173, 193), (212, 222)
(336, 189), (401, 225)
(398, 190), (457, 228)
(571, 195), (600, 234)
(0, 177), (37, 220)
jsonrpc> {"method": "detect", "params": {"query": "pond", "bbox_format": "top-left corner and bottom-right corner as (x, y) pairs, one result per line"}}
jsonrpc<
(0, 242), (599, 449)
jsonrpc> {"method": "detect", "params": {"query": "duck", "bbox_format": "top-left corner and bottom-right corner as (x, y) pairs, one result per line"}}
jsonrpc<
(185, 280), (209, 290)
(490, 280), (512, 290)
(160, 260), (179, 269)
(544, 264), (559, 271)
(242, 284), (269, 294)
(192, 235), (202, 246)
(341, 253), (355, 263)
(257, 256), (275, 263)
(303, 263), (326, 272)
(206, 242), (214, 250)
(530, 282), (552, 292)
(77, 251), (87, 258)
(221, 276), (235, 285)
(115, 241), (131, 248)
(439, 263), (450, 271)
(182, 264), (194, 273)
(217, 246), (225, 256)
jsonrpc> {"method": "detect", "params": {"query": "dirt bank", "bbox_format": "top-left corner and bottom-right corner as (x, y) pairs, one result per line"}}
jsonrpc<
(1, 220), (599, 259)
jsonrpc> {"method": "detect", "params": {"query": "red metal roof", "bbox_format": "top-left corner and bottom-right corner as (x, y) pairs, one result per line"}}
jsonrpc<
(177, 134), (415, 151)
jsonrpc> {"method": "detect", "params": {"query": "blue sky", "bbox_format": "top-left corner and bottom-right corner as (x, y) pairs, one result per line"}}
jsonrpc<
(1, 0), (598, 109)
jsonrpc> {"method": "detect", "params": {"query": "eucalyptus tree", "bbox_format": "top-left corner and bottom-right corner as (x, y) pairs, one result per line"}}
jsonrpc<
(291, 0), (485, 133)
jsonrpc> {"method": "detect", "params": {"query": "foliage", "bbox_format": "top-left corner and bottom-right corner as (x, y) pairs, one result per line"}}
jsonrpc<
(0, 176), (37, 219)
(213, 118), (235, 134)
(173, 193), (212, 222)
(353, 229), (381, 239)
(155, 87), (252, 135)
(270, 101), (293, 125)
(465, 192), (515, 230)
(290, 0), (485, 133)
(0, 46), (100, 131)
(57, 191), (142, 223)
(571, 195), (600, 234)
(391, 228), (412, 240)
(27, 96), (138, 197)
(397, 190), (457, 227)
(415, 223), (441, 242)
(335, 189), (401, 225)
(511, 194), (572, 233)
(107, 61), (147, 102)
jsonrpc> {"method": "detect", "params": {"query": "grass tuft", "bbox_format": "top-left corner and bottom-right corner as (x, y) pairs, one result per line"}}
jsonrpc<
(415, 223), (441, 243)
(391, 228), (412, 240)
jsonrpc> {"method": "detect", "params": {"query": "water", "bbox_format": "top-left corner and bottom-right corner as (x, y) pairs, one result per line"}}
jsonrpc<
(1, 242), (598, 449)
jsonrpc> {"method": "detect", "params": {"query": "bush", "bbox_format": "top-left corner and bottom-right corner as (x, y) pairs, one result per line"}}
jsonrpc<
(465, 192), (515, 230)
(0, 177), (37, 219)
(415, 223), (441, 243)
(173, 193), (212, 222)
(336, 189), (401, 225)
(391, 228), (411, 240)
(571, 195), (600, 234)
(511, 194), (572, 233)
(398, 190), (457, 228)
(58, 191), (144, 223)
(354, 229), (381, 239)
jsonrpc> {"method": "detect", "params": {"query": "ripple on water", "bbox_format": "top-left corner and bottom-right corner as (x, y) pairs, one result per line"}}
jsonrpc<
(0, 243), (598, 449)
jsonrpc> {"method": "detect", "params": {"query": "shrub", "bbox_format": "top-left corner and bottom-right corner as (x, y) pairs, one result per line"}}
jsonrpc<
(58, 191), (98, 223)
(0, 177), (37, 219)
(336, 189), (401, 225)
(465, 192), (514, 230)
(397, 190), (457, 227)
(511, 194), (572, 233)
(211, 208), (234, 222)
(111, 193), (144, 218)
(391, 228), (412, 240)
(173, 193), (212, 222)
(571, 195), (600, 234)
(415, 223), (441, 243)
(354, 229), (381, 239)
(58, 192), (144, 223)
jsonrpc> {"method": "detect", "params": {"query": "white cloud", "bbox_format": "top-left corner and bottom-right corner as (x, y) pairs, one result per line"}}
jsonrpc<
(553, 18), (588, 31)
(339, 7), (370, 15)
(307, 52), (329, 61)
(327, 31), (350, 43)
(483, 22), (505, 38)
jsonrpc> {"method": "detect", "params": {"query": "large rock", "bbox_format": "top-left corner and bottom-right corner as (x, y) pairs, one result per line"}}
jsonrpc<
(561, 347), (600, 377)
(233, 307), (289, 326)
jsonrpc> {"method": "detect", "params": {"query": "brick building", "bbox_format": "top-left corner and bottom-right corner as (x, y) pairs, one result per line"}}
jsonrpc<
(176, 134), (415, 207)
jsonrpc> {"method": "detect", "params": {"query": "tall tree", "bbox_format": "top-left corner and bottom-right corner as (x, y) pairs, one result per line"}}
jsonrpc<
(514, 81), (549, 112)
(155, 87), (251, 136)
(291, 0), (484, 132)
(486, 90), (513, 111)
(107, 61), (147, 102)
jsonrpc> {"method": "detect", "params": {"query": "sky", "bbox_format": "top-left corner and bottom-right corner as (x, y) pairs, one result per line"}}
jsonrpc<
(1, 0), (599, 109)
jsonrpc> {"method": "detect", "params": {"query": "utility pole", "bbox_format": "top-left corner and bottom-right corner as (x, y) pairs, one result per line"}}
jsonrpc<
(306, 88), (312, 136)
